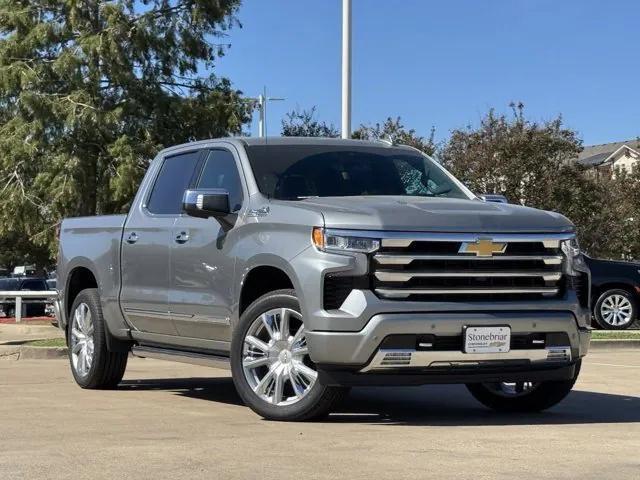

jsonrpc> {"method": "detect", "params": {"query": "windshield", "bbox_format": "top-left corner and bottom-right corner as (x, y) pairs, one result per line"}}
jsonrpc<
(245, 144), (470, 200)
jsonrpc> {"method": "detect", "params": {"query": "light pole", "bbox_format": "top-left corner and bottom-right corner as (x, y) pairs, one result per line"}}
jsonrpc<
(254, 87), (284, 137)
(341, 0), (352, 139)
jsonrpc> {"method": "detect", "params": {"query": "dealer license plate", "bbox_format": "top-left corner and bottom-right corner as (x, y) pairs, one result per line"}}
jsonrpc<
(464, 326), (511, 354)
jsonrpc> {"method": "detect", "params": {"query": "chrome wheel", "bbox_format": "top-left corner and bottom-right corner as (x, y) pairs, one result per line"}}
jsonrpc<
(600, 294), (633, 327)
(70, 303), (94, 377)
(241, 307), (317, 406)
(484, 381), (540, 398)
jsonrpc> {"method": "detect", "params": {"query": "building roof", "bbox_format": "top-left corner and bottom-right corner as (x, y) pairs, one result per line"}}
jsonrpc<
(574, 139), (640, 167)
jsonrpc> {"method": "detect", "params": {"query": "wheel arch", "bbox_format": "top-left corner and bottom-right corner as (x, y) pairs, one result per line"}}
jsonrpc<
(63, 262), (131, 353)
(65, 265), (99, 322)
(592, 282), (639, 307)
(238, 264), (297, 318)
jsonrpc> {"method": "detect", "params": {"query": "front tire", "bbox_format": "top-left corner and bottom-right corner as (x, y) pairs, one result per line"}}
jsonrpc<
(466, 360), (581, 412)
(231, 289), (347, 421)
(68, 288), (128, 389)
(594, 289), (637, 330)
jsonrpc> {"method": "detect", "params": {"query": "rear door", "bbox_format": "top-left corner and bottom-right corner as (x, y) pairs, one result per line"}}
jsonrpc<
(169, 147), (246, 341)
(120, 149), (203, 335)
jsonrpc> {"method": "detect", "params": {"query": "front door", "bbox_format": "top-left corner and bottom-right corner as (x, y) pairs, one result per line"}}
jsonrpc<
(169, 148), (246, 342)
(120, 149), (203, 335)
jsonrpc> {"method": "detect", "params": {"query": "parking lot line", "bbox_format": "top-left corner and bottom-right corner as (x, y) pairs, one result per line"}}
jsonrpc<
(587, 362), (640, 368)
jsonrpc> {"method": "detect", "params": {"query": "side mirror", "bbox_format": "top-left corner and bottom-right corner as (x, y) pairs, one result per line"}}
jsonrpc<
(480, 194), (509, 204)
(182, 189), (230, 218)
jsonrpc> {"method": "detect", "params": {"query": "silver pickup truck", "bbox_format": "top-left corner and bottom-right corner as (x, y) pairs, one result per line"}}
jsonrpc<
(56, 137), (591, 421)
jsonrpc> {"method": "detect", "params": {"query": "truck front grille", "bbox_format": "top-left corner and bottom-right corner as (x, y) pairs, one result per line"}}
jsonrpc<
(372, 234), (566, 301)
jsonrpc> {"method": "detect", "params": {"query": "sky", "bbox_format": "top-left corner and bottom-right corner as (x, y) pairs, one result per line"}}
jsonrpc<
(215, 0), (640, 145)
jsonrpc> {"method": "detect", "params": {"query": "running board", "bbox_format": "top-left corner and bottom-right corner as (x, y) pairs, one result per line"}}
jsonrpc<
(131, 345), (230, 370)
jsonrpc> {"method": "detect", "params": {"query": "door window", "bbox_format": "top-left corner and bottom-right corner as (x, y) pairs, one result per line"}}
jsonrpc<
(147, 151), (201, 214)
(197, 150), (244, 211)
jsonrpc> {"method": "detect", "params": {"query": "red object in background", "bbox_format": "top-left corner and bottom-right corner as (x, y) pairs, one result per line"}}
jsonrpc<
(0, 316), (52, 324)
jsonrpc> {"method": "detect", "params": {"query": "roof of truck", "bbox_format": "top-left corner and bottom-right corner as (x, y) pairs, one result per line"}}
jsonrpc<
(239, 137), (396, 147)
(158, 136), (411, 156)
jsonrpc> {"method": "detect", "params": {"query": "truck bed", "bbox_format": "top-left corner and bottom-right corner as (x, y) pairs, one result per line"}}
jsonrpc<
(57, 214), (128, 334)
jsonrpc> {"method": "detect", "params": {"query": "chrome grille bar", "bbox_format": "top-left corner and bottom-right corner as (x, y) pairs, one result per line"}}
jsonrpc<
(374, 254), (563, 266)
(375, 270), (562, 282)
(375, 287), (560, 299)
(376, 231), (573, 248)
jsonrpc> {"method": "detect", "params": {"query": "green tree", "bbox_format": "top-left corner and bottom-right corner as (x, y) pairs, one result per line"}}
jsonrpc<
(440, 103), (582, 206)
(439, 103), (638, 259)
(0, 0), (252, 268)
(353, 117), (436, 156)
(281, 107), (339, 138)
(602, 166), (640, 259)
(281, 109), (436, 156)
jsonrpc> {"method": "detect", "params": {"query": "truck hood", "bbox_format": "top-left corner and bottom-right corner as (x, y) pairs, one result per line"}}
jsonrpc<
(295, 196), (574, 233)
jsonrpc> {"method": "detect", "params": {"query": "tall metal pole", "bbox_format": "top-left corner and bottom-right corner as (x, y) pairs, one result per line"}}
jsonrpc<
(255, 87), (284, 138)
(257, 93), (265, 138)
(341, 0), (352, 139)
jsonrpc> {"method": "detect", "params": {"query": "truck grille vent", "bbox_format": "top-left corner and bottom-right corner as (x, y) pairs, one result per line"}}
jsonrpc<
(372, 235), (565, 301)
(380, 333), (570, 351)
(323, 275), (369, 310)
(568, 272), (590, 309)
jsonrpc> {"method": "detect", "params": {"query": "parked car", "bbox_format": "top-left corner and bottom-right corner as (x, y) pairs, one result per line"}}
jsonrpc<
(0, 277), (49, 317)
(56, 137), (591, 421)
(585, 256), (640, 330)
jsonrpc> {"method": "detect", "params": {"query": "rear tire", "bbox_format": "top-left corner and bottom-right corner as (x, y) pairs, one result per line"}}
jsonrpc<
(67, 288), (128, 389)
(466, 361), (581, 412)
(231, 289), (348, 421)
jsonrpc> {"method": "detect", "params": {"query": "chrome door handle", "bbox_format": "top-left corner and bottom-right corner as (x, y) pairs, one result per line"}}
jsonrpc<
(175, 231), (190, 244)
(126, 232), (139, 244)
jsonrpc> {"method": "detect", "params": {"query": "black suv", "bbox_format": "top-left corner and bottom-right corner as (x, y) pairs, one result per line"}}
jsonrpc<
(585, 256), (640, 330)
(0, 277), (49, 317)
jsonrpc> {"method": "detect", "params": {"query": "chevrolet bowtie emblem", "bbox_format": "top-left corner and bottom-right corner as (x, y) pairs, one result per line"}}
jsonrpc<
(459, 239), (507, 257)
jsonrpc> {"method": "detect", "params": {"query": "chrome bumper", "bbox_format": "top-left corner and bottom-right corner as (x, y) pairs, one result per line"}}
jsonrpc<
(360, 346), (572, 372)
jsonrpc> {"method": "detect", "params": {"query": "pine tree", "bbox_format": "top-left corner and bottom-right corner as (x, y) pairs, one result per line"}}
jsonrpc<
(0, 0), (252, 267)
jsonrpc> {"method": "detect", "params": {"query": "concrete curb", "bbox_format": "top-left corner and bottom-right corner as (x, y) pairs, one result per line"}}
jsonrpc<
(0, 345), (68, 360)
(590, 339), (640, 350)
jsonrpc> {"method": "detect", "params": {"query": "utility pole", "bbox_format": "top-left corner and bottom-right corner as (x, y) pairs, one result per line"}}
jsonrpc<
(341, 0), (352, 139)
(254, 86), (284, 138)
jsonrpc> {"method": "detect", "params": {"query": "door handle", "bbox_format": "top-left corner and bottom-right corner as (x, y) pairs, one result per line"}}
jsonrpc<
(126, 232), (139, 244)
(175, 231), (190, 244)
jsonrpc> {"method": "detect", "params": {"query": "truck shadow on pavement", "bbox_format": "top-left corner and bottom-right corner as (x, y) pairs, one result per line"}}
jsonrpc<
(119, 377), (640, 426)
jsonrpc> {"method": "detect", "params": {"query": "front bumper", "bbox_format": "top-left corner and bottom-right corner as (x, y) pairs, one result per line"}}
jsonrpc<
(306, 309), (590, 367)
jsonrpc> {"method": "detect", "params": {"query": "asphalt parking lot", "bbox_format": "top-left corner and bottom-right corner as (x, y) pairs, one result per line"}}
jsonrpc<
(1, 350), (639, 480)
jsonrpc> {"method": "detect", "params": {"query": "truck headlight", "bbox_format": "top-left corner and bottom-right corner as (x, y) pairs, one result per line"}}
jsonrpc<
(312, 227), (380, 254)
(561, 237), (586, 275)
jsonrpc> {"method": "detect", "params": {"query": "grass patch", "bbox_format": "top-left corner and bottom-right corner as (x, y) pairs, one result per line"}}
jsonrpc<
(24, 338), (67, 348)
(592, 330), (640, 340)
